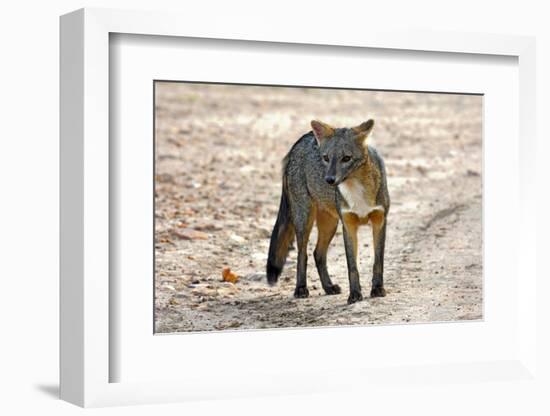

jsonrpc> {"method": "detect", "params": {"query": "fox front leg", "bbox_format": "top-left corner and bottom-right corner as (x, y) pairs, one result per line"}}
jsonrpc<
(314, 210), (342, 295)
(370, 211), (387, 297)
(341, 213), (363, 304)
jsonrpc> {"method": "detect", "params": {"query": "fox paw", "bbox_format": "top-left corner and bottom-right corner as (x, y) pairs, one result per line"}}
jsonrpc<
(370, 286), (386, 298)
(347, 290), (363, 304)
(324, 284), (341, 295)
(294, 286), (310, 298)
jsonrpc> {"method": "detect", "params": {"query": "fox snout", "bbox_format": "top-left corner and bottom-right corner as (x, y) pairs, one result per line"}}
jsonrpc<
(325, 160), (339, 185)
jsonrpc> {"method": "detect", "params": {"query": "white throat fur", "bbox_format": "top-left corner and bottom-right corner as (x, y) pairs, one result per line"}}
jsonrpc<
(337, 178), (384, 218)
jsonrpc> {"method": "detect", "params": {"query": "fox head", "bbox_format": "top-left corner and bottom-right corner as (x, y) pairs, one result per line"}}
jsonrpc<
(311, 119), (375, 186)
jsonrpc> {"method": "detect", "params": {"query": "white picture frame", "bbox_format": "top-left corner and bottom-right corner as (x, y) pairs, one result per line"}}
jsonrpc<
(60, 7), (538, 408)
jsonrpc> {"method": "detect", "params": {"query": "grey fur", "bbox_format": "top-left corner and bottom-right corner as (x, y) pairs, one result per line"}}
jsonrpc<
(267, 122), (390, 304)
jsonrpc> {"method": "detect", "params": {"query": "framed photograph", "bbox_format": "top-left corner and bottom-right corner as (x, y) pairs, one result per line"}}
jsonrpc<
(60, 8), (538, 408)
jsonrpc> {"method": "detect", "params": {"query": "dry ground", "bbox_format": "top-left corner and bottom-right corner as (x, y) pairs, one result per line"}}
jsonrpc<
(154, 82), (483, 333)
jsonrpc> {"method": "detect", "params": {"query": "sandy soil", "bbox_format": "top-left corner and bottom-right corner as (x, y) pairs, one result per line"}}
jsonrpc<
(154, 82), (483, 333)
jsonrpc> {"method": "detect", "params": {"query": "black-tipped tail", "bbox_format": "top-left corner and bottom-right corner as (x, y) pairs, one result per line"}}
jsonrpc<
(266, 261), (282, 286)
(266, 179), (294, 285)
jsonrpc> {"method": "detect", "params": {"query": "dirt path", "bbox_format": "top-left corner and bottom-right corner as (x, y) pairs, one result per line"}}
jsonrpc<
(154, 83), (483, 333)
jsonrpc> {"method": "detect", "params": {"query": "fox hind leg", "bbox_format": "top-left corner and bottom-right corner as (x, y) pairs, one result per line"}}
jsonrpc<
(314, 210), (341, 295)
(292, 203), (316, 298)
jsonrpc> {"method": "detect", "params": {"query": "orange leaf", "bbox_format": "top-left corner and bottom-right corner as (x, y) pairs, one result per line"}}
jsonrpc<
(222, 267), (239, 284)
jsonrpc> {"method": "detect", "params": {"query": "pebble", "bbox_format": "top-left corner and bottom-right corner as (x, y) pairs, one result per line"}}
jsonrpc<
(256, 227), (272, 238)
(239, 165), (255, 173)
(218, 287), (239, 297)
(244, 272), (265, 281)
(252, 252), (266, 262)
(229, 234), (246, 244)
(191, 286), (217, 297)
(174, 228), (209, 240)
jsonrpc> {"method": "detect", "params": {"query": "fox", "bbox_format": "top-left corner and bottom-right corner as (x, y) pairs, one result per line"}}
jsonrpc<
(266, 119), (390, 304)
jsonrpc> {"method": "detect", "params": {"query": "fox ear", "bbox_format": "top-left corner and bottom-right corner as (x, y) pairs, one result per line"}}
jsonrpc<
(352, 119), (375, 136)
(352, 119), (375, 145)
(311, 120), (335, 145)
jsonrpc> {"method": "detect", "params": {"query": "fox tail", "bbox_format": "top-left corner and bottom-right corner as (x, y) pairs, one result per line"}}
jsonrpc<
(266, 176), (295, 285)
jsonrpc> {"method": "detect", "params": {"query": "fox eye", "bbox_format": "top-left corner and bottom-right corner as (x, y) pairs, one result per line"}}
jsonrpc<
(323, 155), (329, 162)
(342, 155), (352, 163)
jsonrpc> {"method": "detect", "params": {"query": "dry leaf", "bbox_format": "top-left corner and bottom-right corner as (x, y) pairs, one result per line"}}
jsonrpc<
(222, 267), (239, 284)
